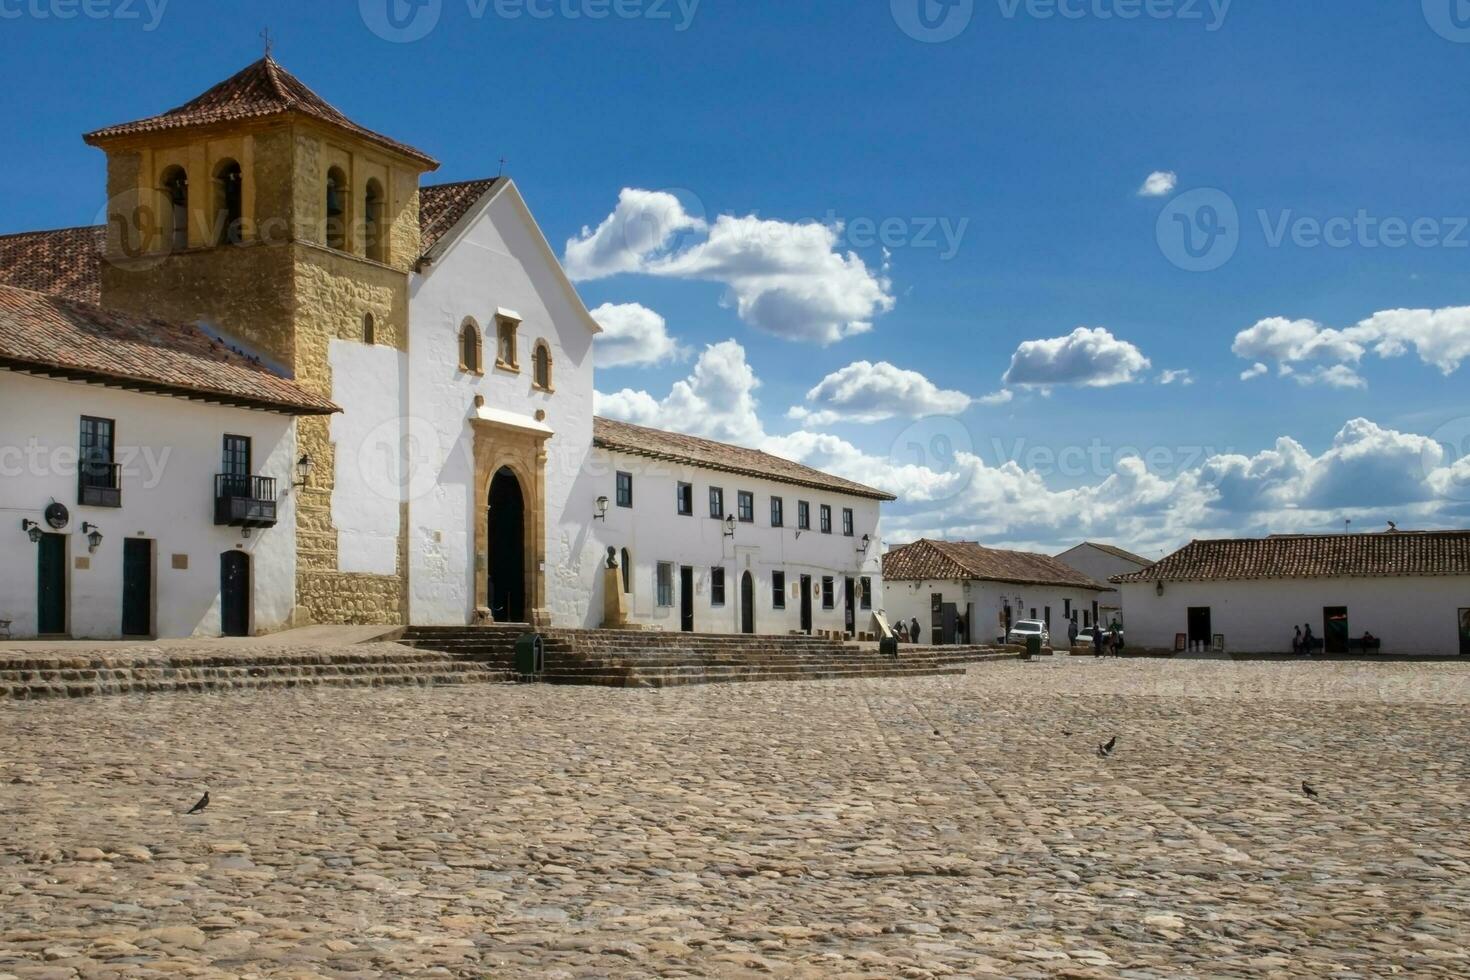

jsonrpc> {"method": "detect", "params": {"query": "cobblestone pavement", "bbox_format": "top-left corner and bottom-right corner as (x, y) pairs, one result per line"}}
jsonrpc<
(2, 658), (1468, 978)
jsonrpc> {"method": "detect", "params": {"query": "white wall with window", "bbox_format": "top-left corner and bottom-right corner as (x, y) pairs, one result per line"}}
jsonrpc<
(0, 372), (298, 638)
(590, 449), (885, 635)
(883, 578), (1109, 645)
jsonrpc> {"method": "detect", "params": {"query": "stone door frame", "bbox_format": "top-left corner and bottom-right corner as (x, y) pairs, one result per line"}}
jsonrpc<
(471, 415), (550, 628)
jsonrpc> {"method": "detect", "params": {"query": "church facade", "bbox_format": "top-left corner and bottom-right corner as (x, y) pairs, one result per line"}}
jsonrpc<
(0, 57), (892, 639)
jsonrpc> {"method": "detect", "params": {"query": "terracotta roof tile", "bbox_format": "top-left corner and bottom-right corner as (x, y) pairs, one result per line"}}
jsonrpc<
(885, 539), (1109, 590)
(420, 177), (503, 255)
(593, 416), (896, 501)
(0, 283), (337, 415)
(84, 57), (438, 168)
(0, 225), (103, 304)
(1112, 531), (1470, 584)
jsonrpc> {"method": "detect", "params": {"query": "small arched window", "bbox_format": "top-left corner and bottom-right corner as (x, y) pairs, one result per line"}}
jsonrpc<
(363, 312), (375, 345)
(364, 178), (385, 263)
(459, 318), (482, 373)
(161, 166), (189, 252)
(532, 340), (553, 391)
(620, 548), (631, 594)
(325, 166), (348, 251)
(212, 159), (243, 246)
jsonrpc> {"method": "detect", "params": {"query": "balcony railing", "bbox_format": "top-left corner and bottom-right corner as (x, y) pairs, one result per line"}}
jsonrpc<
(214, 474), (278, 528)
(78, 462), (122, 508)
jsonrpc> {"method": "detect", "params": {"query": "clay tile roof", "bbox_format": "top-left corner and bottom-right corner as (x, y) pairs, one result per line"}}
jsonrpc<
(84, 56), (438, 169)
(420, 177), (504, 255)
(1111, 531), (1470, 584)
(0, 225), (103, 304)
(593, 416), (896, 501)
(884, 539), (1109, 590)
(0, 283), (337, 415)
(1074, 541), (1155, 566)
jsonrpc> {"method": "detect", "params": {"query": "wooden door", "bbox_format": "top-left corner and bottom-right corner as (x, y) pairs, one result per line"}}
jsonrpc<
(37, 533), (66, 635)
(122, 538), (152, 637)
(220, 551), (250, 637)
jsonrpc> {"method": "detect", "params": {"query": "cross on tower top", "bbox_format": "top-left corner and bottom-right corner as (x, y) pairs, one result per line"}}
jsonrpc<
(260, 27), (274, 58)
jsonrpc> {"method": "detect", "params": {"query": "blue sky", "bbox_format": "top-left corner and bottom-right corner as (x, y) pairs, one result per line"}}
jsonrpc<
(3, 0), (1469, 556)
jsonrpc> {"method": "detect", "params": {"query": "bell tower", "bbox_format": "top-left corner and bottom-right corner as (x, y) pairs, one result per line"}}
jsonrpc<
(85, 56), (439, 626)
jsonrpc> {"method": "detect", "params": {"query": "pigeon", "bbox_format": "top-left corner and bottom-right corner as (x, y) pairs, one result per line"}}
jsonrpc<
(1301, 781), (1318, 799)
(933, 730), (942, 737)
(1097, 736), (1117, 758)
(185, 791), (210, 815)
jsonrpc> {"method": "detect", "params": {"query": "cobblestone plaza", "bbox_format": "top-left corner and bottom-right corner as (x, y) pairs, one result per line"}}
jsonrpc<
(3, 657), (1468, 977)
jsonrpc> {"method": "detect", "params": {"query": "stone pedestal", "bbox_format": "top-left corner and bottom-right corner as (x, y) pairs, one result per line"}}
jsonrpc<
(603, 565), (629, 628)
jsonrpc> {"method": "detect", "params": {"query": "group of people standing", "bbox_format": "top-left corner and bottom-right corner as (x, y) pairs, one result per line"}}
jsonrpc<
(894, 616), (922, 644)
(1292, 624), (1316, 656)
(1068, 620), (1124, 657)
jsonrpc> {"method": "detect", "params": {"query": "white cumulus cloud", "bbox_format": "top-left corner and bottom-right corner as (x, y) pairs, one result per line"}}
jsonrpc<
(1002, 327), (1152, 388)
(1138, 171), (1178, 197)
(590, 302), (687, 369)
(566, 189), (894, 345)
(1232, 306), (1470, 386)
(595, 339), (763, 445)
(788, 361), (972, 426)
(1159, 369), (1195, 386)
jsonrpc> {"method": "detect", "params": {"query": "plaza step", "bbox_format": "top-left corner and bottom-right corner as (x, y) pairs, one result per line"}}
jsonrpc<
(400, 625), (1014, 688)
(0, 648), (516, 701)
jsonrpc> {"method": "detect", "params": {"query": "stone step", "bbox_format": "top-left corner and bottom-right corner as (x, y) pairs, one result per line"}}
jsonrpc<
(543, 665), (969, 688)
(2, 665), (517, 700)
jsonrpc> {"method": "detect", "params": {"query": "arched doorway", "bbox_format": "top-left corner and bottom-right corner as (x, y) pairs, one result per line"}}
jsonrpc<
(740, 571), (755, 634)
(487, 467), (526, 623)
(220, 551), (250, 637)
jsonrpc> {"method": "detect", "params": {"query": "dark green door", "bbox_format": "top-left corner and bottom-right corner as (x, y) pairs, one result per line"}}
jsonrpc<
(220, 551), (250, 637)
(122, 538), (152, 637)
(1459, 609), (1470, 656)
(1324, 606), (1349, 654)
(37, 533), (66, 635)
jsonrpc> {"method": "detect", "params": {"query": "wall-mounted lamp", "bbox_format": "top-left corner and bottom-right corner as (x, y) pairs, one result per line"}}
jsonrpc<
(594, 495), (610, 521)
(1155, 580), (1165, 597)
(80, 522), (104, 553)
(20, 519), (41, 544)
(856, 533), (871, 553)
(723, 514), (736, 538)
(293, 453), (314, 489)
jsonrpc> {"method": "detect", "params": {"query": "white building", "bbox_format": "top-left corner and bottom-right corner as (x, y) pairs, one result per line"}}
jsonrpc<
(882, 539), (1110, 644)
(1113, 531), (1470, 656)
(0, 284), (334, 639)
(0, 57), (895, 639)
(1053, 541), (1154, 624)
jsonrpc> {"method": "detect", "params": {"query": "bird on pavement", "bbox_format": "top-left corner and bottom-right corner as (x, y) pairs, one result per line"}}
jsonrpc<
(1301, 781), (1318, 799)
(1097, 736), (1117, 758)
(185, 791), (210, 814)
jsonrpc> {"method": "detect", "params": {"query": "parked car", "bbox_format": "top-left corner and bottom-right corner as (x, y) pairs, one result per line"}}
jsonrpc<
(1006, 620), (1049, 646)
(1079, 625), (1125, 645)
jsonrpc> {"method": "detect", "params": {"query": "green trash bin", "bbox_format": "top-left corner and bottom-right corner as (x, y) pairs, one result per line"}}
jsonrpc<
(1024, 635), (1041, 660)
(514, 633), (545, 677)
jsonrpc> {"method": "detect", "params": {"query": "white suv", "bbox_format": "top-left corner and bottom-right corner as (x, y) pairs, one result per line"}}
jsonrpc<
(1006, 620), (1049, 646)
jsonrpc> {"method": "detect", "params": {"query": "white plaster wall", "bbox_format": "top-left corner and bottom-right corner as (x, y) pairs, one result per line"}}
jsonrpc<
(329, 338), (407, 575)
(1119, 577), (1470, 655)
(1054, 544), (1152, 619)
(591, 449), (886, 635)
(407, 185), (598, 625)
(0, 371), (297, 638)
(884, 577), (1108, 644)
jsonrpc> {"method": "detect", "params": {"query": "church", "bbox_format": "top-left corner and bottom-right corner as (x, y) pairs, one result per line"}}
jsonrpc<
(0, 57), (892, 640)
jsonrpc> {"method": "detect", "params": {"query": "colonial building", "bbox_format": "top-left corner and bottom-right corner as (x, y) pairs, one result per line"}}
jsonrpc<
(0, 56), (892, 639)
(1053, 541), (1154, 624)
(883, 538), (1109, 644)
(1113, 530), (1470, 656)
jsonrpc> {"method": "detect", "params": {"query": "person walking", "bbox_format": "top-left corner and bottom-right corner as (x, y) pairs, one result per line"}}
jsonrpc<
(1292, 625), (1302, 656)
(1110, 622), (1123, 657)
(1303, 623), (1315, 657)
(1068, 619), (1079, 651)
(909, 616), (922, 645)
(1092, 625), (1104, 658)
